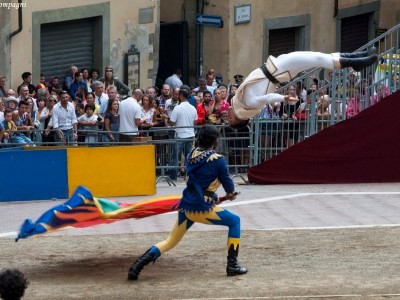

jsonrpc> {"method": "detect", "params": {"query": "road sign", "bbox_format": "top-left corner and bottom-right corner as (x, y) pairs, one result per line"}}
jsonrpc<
(195, 14), (222, 27)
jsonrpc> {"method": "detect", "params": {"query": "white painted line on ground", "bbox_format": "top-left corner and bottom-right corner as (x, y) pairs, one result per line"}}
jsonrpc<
(253, 223), (400, 231)
(175, 294), (400, 299)
(220, 191), (400, 208)
(0, 231), (17, 238)
(1, 191), (400, 238)
(220, 193), (311, 207)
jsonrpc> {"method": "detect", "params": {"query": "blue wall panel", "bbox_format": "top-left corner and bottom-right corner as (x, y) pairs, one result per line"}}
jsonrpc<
(0, 149), (68, 201)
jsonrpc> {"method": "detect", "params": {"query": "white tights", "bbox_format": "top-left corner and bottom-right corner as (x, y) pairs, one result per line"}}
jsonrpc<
(244, 51), (335, 108)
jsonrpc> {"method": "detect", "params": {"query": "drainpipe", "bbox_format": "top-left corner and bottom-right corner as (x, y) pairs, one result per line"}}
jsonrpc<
(196, 0), (205, 79)
(334, 0), (338, 18)
(8, 0), (23, 40)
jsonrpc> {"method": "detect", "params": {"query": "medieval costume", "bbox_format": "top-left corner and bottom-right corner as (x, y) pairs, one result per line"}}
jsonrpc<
(128, 126), (247, 280)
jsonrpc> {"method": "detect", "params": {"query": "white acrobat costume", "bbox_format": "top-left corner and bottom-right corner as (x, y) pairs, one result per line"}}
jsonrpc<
(232, 51), (377, 120)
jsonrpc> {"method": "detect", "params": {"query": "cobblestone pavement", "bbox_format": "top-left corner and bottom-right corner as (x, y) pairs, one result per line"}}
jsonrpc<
(1, 180), (400, 299)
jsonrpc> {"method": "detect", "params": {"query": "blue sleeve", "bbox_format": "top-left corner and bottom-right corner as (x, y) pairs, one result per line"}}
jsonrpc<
(217, 156), (235, 193)
(69, 82), (77, 99)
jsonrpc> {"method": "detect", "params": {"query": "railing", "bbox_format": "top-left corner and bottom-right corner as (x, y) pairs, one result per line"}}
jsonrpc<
(0, 126), (251, 185)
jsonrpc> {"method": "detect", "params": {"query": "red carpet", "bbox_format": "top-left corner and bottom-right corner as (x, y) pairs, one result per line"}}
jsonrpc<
(248, 90), (400, 184)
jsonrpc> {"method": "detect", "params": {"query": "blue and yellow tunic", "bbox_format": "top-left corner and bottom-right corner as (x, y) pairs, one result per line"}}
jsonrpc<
(177, 148), (235, 213)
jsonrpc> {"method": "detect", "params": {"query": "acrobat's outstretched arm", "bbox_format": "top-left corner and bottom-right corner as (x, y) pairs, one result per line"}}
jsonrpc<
(253, 93), (297, 105)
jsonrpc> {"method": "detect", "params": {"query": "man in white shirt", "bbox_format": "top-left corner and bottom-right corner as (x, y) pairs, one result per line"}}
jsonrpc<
(51, 91), (78, 145)
(119, 89), (143, 142)
(168, 88), (198, 180)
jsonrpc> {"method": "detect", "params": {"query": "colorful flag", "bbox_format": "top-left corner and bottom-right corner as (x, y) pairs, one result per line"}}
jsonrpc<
(16, 186), (180, 241)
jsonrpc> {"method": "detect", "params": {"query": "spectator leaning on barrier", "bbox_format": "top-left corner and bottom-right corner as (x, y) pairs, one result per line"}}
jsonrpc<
(168, 88), (198, 180)
(10, 101), (34, 145)
(2, 109), (17, 144)
(97, 85), (118, 133)
(119, 89), (143, 142)
(103, 98), (120, 143)
(42, 95), (58, 146)
(77, 102), (98, 145)
(51, 91), (78, 146)
(165, 87), (181, 141)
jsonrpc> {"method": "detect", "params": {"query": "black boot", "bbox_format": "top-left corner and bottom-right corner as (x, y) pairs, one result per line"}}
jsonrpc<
(340, 47), (377, 58)
(340, 54), (378, 72)
(226, 244), (247, 276)
(128, 249), (157, 280)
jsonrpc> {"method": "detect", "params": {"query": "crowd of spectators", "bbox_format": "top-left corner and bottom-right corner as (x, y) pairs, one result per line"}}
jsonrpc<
(0, 64), (397, 176)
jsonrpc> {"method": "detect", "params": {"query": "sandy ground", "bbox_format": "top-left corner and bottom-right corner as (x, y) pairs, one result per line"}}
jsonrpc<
(2, 226), (400, 299)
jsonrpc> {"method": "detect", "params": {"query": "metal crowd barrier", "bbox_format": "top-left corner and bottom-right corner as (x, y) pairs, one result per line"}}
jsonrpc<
(251, 23), (400, 166)
(0, 126), (251, 185)
(0, 128), (66, 147)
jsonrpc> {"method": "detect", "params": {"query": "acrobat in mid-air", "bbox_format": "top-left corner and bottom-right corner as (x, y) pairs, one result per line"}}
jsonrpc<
(228, 49), (378, 127)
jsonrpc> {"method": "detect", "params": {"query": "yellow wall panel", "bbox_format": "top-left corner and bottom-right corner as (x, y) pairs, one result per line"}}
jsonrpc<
(67, 145), (156, 197)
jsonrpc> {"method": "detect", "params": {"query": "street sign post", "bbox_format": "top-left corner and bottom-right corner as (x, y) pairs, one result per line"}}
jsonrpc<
(195, 14), (223, 27)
